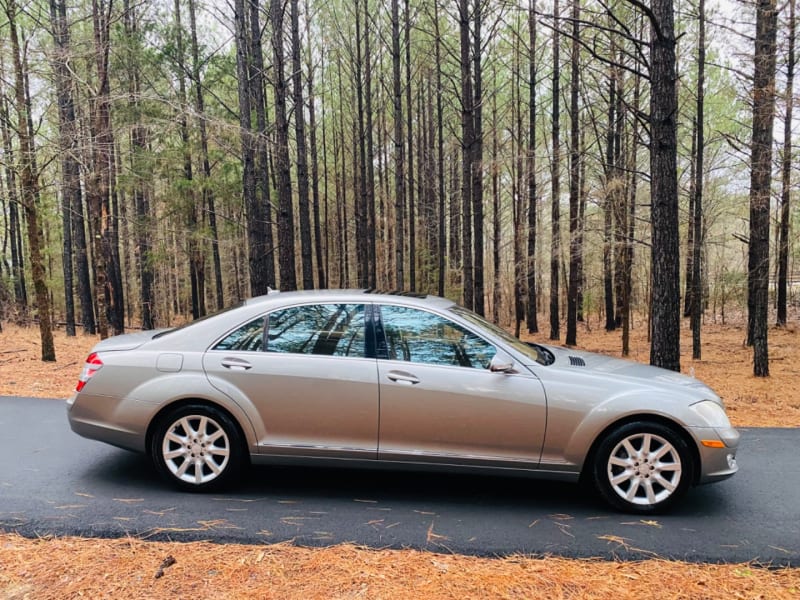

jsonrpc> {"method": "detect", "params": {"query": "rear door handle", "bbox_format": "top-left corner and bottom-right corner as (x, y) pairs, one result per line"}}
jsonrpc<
(221, 357), (253, 371)
(387, 370), (419, 385)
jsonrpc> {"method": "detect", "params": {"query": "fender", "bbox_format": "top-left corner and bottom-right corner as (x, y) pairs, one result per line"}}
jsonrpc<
(537, 370), (702, 473)
(127, 371), (259, 450)
(561, 392), (700, 470)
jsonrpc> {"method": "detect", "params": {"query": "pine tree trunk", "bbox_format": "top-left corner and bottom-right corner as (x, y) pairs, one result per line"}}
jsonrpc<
(550, 0), (562, 341)
(748, 0), (778, 376)
(270, 0), (297, 290)
(391, 0), (405, 289)
(354, 0), (369, 288)
(305, 0), (326, 290)
(577, 128), (587, 323)
(612, 70), (625, 330)
(777, 0), (795, 327)
(684, 117), (697, 318)
(459, 0), (474, 310)
(450, 147), (461, 273)
(492, 67), (501, 325)
(188, 0), (224, 309)
(236, 0), (270, 296)
(249, 0), (276, 292)
(364, 0), (377, 288)
(526, 2), (539, 334)
(649, 0), (681, 372)
(434, 0), (446, 297)
(130, 0), (155, 328)
(0, 65), (28, 313)
(173, 0), (202, 320)
(107, 134), (125, 334)
(471, 0), (485, 316)
(622, 68), (641, 356)
(603, 61), (616, 332)
(233, 0), (254, 296)
(87, 0), (115, 340)
(691, 0), (706, 359)
(566, 0), (580, 347)
(335, 54), (347, 286)
(321, 49), (332, 285)
(6, 0), (56, 360)
(291, 0), (314, 290)
(49, 0), (79, 336)
(512, 40), (524, 335)
(406, 0), (416, 291)
(417, 87), (429, 289)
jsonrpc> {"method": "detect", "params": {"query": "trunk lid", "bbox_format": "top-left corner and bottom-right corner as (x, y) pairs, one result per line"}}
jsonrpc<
(91, 329), (171, 353)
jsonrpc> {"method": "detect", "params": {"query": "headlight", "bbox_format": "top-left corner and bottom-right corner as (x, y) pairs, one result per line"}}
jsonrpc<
(691, 400), (732, 428)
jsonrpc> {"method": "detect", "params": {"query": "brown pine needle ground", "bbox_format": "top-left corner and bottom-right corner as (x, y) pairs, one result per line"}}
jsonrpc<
(2, 319), (799, 597)
(1, 534), (799, 599)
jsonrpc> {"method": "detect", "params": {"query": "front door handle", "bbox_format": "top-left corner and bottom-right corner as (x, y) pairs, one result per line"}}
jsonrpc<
(221, 357), (253, 371)
(387, 370), (419, 385)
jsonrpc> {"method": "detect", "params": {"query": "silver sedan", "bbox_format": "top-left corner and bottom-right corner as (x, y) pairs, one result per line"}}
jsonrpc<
(67, 289), (739, 513)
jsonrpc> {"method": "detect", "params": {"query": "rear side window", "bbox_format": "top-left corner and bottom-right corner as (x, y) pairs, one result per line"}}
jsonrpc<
(213, 317), (266, 352)
(267, 304), (366, 358)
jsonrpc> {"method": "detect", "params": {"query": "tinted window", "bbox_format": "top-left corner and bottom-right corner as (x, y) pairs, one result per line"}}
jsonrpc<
(214, 316), (266, 351)
(378, 305), (495, 369)
(450, 306), (553, 365)
(267, 304), (366, 357)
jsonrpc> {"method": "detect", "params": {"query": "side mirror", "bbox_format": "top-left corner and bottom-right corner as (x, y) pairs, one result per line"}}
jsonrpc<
(489, 352), (515, 373)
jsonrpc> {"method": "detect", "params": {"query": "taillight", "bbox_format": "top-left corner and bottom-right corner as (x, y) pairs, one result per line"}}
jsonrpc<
(76, 353), (103, 392)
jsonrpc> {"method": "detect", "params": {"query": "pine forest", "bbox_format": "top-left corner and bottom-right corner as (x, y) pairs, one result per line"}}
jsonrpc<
(0, 0), (796, 376)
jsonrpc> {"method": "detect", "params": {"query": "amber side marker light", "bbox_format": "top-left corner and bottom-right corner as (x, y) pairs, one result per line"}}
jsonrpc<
(701, 440), (725, 448)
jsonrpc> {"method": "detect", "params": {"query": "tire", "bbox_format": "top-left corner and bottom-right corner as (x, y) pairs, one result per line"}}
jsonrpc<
(150, 404), (245, 492)
(591, 421), (694, 514)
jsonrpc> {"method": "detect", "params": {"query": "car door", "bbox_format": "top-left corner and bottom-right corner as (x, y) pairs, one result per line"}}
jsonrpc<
(203, 302), (379, 459)
(375, 304), (547, 468)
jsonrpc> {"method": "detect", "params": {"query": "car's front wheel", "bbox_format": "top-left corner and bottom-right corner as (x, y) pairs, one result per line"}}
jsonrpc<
(150, 404), (244, 491)
(592, 421), (693, 513)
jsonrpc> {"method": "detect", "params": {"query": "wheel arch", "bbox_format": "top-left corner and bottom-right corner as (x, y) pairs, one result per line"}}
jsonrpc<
(145, 398), (252, 464)
(579, 413), (701, 486)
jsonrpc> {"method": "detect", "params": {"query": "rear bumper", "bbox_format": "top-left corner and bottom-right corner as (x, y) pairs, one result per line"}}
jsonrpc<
(67, 391), (147, 453)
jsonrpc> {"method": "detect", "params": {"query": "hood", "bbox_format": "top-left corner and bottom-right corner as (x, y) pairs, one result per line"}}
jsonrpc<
(91, 329), (171, 353)
(540, 344), (718, 398)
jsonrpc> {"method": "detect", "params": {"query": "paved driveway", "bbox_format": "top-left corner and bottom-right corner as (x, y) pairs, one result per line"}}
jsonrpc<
(1, 396), (797, 565)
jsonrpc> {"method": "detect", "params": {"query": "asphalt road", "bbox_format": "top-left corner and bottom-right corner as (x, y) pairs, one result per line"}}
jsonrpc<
(1, 396), (798, 565)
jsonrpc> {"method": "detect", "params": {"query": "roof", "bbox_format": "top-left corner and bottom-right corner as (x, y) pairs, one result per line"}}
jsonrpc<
(243, 288), (455, 310)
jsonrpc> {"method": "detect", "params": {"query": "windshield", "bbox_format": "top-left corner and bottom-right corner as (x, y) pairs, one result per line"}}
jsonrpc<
(449, 306), (552, 365)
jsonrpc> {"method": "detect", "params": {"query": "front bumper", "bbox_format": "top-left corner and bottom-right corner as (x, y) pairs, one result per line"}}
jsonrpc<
(691, 426), (739, 484)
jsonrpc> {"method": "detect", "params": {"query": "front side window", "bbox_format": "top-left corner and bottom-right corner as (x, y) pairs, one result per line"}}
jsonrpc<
(450, 306), (553, 365)
(378, 305), (495, 369)
(267, 303), (366, 358)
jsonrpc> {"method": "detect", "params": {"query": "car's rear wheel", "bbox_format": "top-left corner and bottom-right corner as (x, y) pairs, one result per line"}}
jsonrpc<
(150, 404), (244, 491)
(592, 421), (693, 513)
